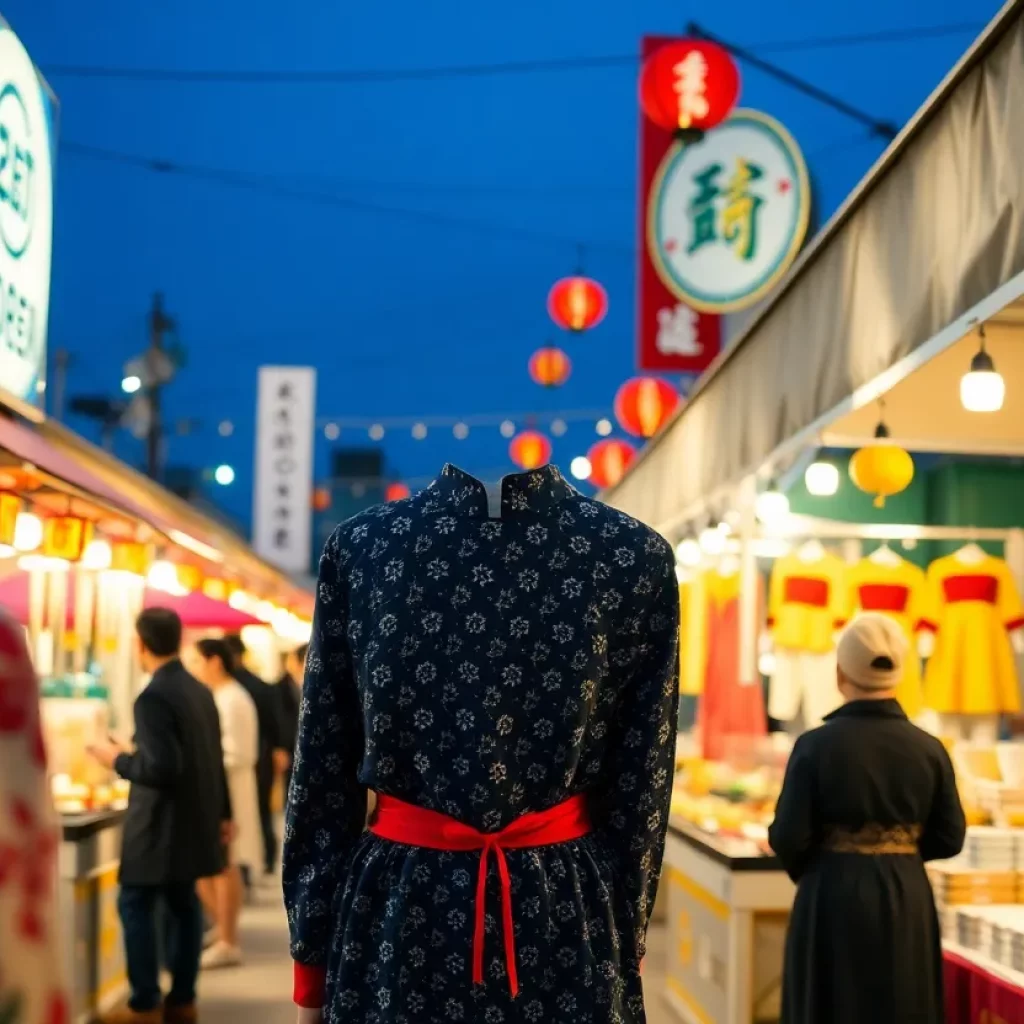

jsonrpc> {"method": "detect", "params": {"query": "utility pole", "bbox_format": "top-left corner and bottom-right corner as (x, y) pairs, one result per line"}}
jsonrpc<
(146, 292), (175, 482)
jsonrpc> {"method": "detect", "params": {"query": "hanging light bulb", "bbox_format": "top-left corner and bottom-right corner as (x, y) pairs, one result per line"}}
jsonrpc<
(147, 559), (179, 593)
(13, 512), (42, 552)
(960, 324), (1005, 413)
(81, 538), (113, 571)
(570, 456), (593, 481)
(755, 481), (790, 526)
(675, 538), (702, 568)
(805, 461), (840, 497)
(699, 525), (727, 556)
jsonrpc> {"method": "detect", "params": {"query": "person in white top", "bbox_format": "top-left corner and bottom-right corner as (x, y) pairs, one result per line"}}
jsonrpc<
(189, 638), (261, 969)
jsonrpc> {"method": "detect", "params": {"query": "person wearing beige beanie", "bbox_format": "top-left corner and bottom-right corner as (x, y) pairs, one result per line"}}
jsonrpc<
(768, 613), (966, 1024)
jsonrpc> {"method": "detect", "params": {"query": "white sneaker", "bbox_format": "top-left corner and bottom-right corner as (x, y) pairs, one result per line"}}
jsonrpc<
(201, 942), (243, 969)
(202, 927), (219, 949)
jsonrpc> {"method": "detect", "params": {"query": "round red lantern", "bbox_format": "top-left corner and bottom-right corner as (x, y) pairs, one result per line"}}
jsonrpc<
(528, 347), (572, 388)
(385, 483), (411, 502)
(639, 40), (740, 136)
(587, 439), (637, 489)
(547, 277), (608, 333)
(614, 377), (681, 438)
(509, 430), (552, 471)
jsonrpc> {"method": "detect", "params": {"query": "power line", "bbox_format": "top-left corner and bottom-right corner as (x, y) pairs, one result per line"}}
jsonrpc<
(60, 141), (636, 256)
(41, 22), (984, 84)
(750, 22), (983, 54)
(687, 22), (899, 139)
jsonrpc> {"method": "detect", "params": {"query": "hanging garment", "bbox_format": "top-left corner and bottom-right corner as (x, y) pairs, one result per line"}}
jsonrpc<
(767, 551), (850, 654)
(768, 648), (841, 727)
(698, 569), (766, 760)
(283, 464), (680, 1024)
(922, 553), (1024, 715)
(848, 558), (930, 720)
(678, 575), (709, 697)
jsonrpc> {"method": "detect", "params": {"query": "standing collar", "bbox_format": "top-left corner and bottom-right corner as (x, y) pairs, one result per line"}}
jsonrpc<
(423, 463), (577, 517)
(824, 698), (907, 722)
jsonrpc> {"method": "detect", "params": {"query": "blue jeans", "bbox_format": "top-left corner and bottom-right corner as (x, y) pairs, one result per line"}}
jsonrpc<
(118, 882), (203, 1012)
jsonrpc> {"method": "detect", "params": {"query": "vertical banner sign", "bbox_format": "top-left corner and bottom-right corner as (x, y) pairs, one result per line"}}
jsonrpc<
(253, 367), (316, 574)
(638, 36), (721, 376)
(0, 20), (56, 415)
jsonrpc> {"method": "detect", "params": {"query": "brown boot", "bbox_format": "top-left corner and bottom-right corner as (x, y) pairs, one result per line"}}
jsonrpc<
(163, 1005), (198, 1024)
(95, 1009), (163, 1024)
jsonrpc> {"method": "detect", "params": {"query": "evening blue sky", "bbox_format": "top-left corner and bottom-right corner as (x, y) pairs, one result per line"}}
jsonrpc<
(4, 0), (999, 524)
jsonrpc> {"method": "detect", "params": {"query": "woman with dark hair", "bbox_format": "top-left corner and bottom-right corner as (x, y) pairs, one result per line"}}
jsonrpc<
(189, 638), (261, 969)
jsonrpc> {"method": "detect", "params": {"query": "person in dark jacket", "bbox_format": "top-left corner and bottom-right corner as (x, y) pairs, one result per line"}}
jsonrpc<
(223, 634), (289, 876)
(277, 642), (306, 804)
(768, 612), (967, 1024)
(88, 608), (232, 1024)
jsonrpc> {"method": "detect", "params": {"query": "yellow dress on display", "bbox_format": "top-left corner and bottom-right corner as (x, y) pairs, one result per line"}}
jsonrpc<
(767, 551), (850, 653)
(921, 553), (1024, 715)
(678, 576), (708, 696)
(848, 557), (930, 719)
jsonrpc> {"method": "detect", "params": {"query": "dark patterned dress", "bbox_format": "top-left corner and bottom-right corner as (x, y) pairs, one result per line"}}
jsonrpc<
(284, 464), (680, 1024)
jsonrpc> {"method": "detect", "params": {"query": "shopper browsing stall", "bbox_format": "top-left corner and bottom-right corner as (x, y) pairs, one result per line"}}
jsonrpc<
(768, 613), (966, 1024)
(88, 609), (232, 1024)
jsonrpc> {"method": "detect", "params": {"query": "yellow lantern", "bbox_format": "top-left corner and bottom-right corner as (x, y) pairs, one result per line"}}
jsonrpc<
(42, 516), (94, 561)
(0, 493), (20, 547)
(111, 541), (151, 576)
(849, 422), (914, 508)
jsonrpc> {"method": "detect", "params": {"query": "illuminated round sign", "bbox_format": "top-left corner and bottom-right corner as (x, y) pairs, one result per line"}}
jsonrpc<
(0, 22), (54, 410)
(647, 109), (809, 314)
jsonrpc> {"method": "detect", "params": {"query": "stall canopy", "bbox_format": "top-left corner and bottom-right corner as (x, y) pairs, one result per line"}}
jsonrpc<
(604, 0), (1024, 533)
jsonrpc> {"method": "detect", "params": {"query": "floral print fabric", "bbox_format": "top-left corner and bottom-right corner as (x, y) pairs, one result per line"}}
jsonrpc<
(283, 464), (680, 1023)
(0, 609), (67, 1024)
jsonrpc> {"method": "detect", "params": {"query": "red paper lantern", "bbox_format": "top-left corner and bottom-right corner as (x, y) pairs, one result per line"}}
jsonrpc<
(614, 377), (681, 438)
(639, 40), (740, 135)
(547, 277), (608, 333)
(528, 347), (572, 388)
(587, 439), (638, 489)
(385, 483), (411, 502)
(509, 430), (552, 471)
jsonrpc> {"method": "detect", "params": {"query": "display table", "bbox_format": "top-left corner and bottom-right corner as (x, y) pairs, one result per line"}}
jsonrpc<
(58, 810), (127, 1024)
(662, 819), (794, 1024)
(944, 946), (1024, 1023)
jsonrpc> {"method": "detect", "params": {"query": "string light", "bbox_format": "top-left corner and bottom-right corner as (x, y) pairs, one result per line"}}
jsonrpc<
(369, 424), (385, 441)
(218, 420), (235, 437)
(412, 423), (428, 440)
(324, 423), (341, 441)
(500, 420), (516, 438)
(453, 422), (470, 440)
(595, 418), (613, 437)
(570, 456), (592, 480)
(551, 418), (568, 437)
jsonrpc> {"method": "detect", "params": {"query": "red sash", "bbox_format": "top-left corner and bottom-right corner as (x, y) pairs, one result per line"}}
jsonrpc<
(370, 793), (592, 998)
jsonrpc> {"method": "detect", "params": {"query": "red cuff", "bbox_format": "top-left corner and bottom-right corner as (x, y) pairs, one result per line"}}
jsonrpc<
(1006, 617), (1024, 632)
(293, 962), (327, 1008)
(917, 619), (939, 634)
(833, 619), (847, 630)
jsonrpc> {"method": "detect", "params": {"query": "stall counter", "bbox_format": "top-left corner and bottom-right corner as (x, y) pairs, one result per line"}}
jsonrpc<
(59, 810), (127, 1024)
(662, 817), (794, 1024)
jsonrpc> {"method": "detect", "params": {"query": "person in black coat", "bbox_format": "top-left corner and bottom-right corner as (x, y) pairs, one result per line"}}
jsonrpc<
(277, 642), (305, 804)
(768, 612), (966, 1024)
(88, 608), (232, 1024)
(223, 634), (289, 876)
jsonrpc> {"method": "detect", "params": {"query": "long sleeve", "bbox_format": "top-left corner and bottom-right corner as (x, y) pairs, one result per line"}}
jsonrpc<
(114, 690), (183, 788)
(767, 734), (816, 882)
(283, 527), (367, 1008)
(592, 543), (680, 963)
(920, 743), (967, 862)
(997, 560), (1024, 632)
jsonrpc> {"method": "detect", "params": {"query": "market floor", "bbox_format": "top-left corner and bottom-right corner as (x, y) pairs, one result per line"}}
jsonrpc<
(197, 882), (675, 1024)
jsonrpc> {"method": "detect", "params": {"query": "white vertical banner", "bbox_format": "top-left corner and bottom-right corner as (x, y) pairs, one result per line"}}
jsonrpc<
(253, 366), (316, 574)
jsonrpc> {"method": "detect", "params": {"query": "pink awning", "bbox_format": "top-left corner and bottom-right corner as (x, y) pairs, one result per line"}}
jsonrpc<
(0, 572), (262, 631)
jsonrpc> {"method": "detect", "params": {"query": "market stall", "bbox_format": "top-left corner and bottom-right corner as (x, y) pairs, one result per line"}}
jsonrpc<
(0, 409), (314, 1023)
(603, 4), (1024, 1021)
